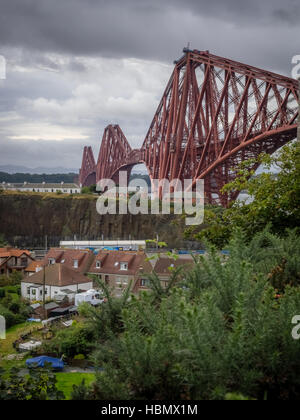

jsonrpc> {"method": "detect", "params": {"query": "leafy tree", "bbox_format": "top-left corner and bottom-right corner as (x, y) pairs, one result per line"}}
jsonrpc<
(82, 229), (300, 400)
(0, 172), (77, 184)
(71, 379), (92, 400)
(79, 276), (132, 341)
(0, 234), (7, 247)
(81, 185), (96, 194)
(42, 322), (95, 358)
(186, 142), (300, 248)
(143, 265), (184, 303)
(0, 366), (64, 400)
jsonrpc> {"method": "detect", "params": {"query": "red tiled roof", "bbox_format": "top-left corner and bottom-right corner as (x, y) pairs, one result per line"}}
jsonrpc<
(22, 263), (92, 287)
(154, 256), (194, 275)
(95, 253), (109, 262)
(25, 261), (43, 272)
(41, 248), (94, 274)
(45, 249), (64, 261)
(0, 247), (31, 259)
(89, 251), (151, 276)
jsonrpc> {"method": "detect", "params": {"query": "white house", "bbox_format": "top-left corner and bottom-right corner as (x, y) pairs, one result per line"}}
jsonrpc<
(21, 263), (93, 302)
(1, 182), (81, 194)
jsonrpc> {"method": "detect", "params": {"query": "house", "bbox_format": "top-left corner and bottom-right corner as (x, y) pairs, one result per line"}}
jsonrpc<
(25, 261), (43, 277)
(1, 182), (81, 194)
(152, 255), (195, 289)
(39, 248), (94, 274)
(88, 251), (153, 297)
(0, 247), (34, 275)
(21, 263), (93, 302)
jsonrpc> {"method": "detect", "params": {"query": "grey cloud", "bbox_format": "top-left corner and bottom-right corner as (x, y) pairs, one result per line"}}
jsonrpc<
(0, 1), (299, 66)
(0, 0), (299, 170)
(0, 137), (86, 170)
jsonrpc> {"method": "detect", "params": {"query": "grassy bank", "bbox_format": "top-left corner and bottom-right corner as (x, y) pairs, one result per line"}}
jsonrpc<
(55, 372), (95, 400)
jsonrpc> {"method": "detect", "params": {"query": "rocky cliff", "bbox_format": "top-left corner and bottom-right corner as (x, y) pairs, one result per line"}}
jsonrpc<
(0, 192), (187, 248)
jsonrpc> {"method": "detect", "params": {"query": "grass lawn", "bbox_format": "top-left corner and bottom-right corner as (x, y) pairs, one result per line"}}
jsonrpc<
(55, 372), (95, 400)
(0, 321), (42, 358)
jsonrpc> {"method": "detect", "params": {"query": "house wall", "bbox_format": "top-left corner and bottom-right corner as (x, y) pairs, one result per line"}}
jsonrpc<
(89, 272), (136, 296)
(21, 281), (93, 301)
(3, 186), (81, 194)
(6, 255), (29, 268)
(23, 187), (80, 194)
(0, 255), (32, 275)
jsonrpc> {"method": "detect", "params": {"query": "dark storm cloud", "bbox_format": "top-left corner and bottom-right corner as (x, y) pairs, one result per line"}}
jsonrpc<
(0, 0), (299, 170)
(0, 137), (85, 170)
(0, 0), (299, 65)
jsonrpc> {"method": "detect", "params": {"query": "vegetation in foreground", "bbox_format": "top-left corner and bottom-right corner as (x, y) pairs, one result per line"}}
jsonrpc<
(74, 228), (300, 400)
(0, 273), (32, 329)
(185, 143), (300, 248)
(0, 142), (299, 400)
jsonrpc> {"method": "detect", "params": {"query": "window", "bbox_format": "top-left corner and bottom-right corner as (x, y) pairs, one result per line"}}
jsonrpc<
(96, 261), (101, 269)
(116, 277), (128, 286)
(141, 279), (150, 287)
(48, 258), (55, 265)
(73, 260), (78, 268)
(27, 287), (31, 295)
(21, 257), (27, 266)
(120, 262), (128, 271)
(32, 289), (36, 295)
(40, 290), (43, 296)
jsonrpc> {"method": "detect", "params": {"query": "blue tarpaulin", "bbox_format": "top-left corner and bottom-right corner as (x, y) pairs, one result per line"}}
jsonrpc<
(26, 356), (64, 371)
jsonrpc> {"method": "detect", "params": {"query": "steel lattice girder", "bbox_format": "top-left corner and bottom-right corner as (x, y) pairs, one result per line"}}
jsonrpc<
(79, 146), (96, 187)
(79, 50), (299, 205)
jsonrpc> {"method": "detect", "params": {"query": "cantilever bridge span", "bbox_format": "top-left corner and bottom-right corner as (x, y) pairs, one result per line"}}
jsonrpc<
(79, 49), (298, 206)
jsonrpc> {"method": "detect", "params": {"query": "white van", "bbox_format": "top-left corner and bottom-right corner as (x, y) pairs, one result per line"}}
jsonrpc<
(75, 289), (104, 307)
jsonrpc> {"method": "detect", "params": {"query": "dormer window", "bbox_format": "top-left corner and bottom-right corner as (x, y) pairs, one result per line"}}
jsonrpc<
(96, 261), (101, 269)
(48, 258), (55, 265)
(120, 262), (128, 271)
(73, 259), (78, 268)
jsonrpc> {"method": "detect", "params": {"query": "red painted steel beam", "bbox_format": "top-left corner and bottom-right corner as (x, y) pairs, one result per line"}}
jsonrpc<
(79, 50), (299, 206)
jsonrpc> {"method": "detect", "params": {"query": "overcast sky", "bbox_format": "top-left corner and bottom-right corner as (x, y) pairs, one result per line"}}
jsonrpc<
(0, 0), (299, 171)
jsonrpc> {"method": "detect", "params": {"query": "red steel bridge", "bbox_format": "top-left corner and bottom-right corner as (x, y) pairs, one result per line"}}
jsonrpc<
(79, 49), (299, 206)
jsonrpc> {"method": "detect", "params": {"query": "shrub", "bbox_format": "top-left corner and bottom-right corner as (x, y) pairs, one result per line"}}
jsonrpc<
(87, 229), (300, 400)
(43, 323), (95, 358)
(74, 354), (85, 360)
(0, 305), (17, 328)
(0, 366), (64, 400)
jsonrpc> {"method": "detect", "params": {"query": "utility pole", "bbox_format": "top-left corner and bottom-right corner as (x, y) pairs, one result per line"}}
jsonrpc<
(43, 265), (46, 319)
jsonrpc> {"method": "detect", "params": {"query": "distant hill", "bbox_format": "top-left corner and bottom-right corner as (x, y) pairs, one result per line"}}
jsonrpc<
(0, 172), (78, 184)
(0, 165), (78, 174)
